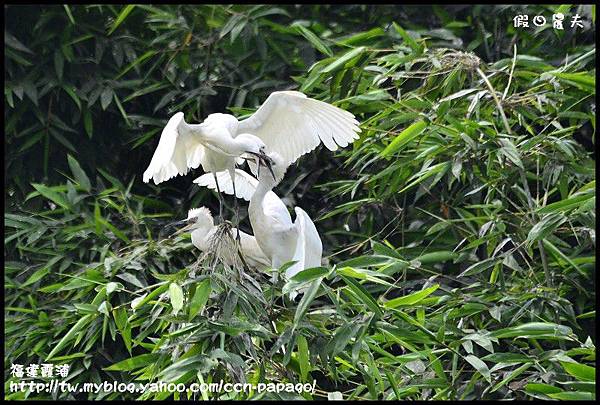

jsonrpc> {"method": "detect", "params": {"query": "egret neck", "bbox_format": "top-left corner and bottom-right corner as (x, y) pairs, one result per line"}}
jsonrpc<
(248, 152), (289, 261)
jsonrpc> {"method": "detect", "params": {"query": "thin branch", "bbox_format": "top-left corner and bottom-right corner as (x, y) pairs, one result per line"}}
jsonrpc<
(502, 44), (517, 101)
(476, 67), (512, 135)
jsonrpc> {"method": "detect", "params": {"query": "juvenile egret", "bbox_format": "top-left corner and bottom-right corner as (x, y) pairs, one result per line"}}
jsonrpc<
(194, 152), (323, 280)
(179, 207), (270, 271)
(142, 91), (360, 217)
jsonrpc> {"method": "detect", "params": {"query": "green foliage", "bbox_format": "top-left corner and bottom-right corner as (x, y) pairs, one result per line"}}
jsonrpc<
(4, 4), (596, 400)
(5, 4), (326, 201)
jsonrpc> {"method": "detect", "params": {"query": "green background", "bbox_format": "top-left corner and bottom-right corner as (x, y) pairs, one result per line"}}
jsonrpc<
(4, 4), (596, 400)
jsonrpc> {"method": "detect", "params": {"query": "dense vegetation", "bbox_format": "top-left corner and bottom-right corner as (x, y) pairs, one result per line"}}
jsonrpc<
(5, 4), (596, 400)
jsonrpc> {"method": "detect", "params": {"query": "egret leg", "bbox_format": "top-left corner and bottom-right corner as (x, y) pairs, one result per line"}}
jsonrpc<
(235, 245), (250, 274)
(231, 177), (241, 243)
(229, 174), (248, 276)
(213, 172), (224, 222)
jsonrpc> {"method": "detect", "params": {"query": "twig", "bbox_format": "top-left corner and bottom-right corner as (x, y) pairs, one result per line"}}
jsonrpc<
(519, 169), (553, 289)
(476, 67), (512, 135)
(502, 44), (517, 101)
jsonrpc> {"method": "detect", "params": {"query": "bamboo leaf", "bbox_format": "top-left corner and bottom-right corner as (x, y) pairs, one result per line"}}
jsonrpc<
(321, 46), (365, 74)
(188, 279), (211, 320)
(340, 275), (383, 317)
(293, 277), (322, 327)
(104, 353), (161, 371)
(383, 285), (439, 308)
(491, 322), (574, 340)
(113, 307), (132, 354)
(30, 183), (71, 210)
(169, 282), (184, 315)
(292, 23), (332, 56)
(560, 361), (595, 382)
(297, 335), (310, 381)
(108, 5), (136, 35)
(527, 214), (567, 245)
(47, 314), (93, 359)
(392, 22), (422, 53)
(465, 355), (491, 383)
(67, 154), (91, 192)
(380, 120), (428, 157)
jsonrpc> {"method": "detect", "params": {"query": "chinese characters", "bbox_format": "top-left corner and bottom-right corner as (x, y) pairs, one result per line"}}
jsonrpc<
(514, 13), (586, 29)
(10, 363), (70, 379)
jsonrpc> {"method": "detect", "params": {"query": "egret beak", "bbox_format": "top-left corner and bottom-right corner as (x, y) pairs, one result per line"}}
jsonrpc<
(239, 156), (262, 176)
(171, 220), (196, 237)
(263, 158), (276, 180)
(246, 151), (276, 180)
(165, 219), (188, 229)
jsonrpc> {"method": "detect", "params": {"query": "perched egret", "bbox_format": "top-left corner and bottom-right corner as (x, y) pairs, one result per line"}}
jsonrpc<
(178, 207), (270, 271)
(142, 91), (360, 220)
(194, 152), (323, 280)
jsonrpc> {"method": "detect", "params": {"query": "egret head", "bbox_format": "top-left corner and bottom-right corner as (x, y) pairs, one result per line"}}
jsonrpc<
(258, 151), (286, 185)
(235, 133), (267, 156)
(235, 133), (276, 178)
(169, 207), (213, 238)
(186, 207), (214, 230)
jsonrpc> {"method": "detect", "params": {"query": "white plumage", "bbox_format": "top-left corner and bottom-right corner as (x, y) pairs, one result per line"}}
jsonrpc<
(236, 91), (361, 168)
(194, 152), (323, 279)
(143, 112), (263, 185)
(143, 91), (361, 185)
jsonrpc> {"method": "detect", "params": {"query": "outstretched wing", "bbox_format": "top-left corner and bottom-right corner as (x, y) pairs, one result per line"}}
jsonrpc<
(193, 169), (258, 201)
(143, 112), (206, 184)
(236, 91), (361, 167)
(193, 169), (286, 210)
(287, 207), (323, 278)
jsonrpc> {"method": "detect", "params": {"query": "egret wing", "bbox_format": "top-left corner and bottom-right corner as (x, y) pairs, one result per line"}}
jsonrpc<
(143, 112), (206, 184)
(295, 207), (323, 269)
(287, 207), (323, 278)
(238, 231), (271, 270)
(236, 91), (361, 167)
(193, 169), (258, 201)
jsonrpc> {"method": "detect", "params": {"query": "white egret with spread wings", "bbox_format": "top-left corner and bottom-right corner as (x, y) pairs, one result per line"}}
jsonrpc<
(142, 91), (361, 223)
